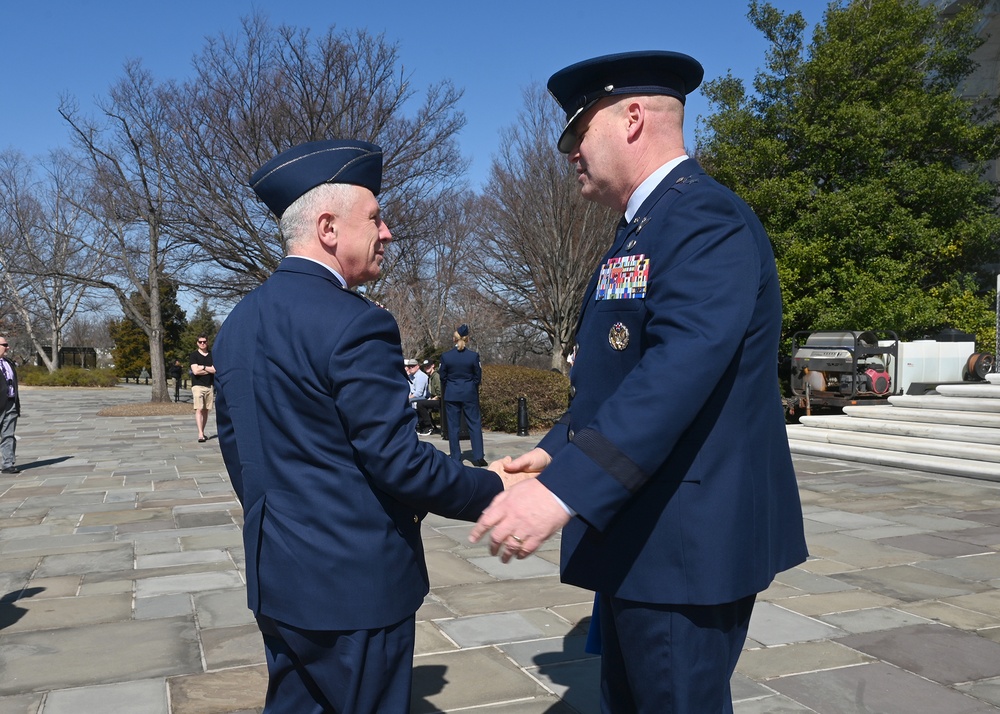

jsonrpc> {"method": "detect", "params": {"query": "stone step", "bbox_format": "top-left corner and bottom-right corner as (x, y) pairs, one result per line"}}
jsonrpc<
(786, 438), (1000, 482)
(785, 425), (1000, 462)
(842, 405), (1000, 428)
(934, 383), (1000, 398)
(888, 394), (1000, 413)
(797, 415), (1000, 445)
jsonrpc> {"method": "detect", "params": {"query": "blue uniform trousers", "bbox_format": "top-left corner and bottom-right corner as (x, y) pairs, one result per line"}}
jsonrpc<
(257, 613), (415, 714)
(598, 593), (755, 714)
(444, 399), (484, 462)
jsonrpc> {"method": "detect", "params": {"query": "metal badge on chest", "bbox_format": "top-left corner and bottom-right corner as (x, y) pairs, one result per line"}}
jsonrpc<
(609, 322), (630, 351)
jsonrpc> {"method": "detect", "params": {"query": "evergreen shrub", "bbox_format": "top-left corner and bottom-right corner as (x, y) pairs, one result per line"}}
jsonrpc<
(17, 366), (120, 387)
(480, 365), (569, 433)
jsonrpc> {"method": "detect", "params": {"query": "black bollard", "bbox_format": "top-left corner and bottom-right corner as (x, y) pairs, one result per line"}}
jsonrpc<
(517, 396), (529, 436)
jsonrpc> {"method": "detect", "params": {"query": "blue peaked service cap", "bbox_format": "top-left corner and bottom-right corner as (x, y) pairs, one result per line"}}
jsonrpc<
(547, 50), (704, 153)
(249, 140), (383, 218)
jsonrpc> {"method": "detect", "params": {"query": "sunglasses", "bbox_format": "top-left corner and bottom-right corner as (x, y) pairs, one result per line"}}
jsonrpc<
(0, 343), (8, 347)
(197, 340), (208, 344)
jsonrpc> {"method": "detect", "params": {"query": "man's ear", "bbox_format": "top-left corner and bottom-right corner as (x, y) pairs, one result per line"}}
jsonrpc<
(625, 100), (644, 142)
(318, 211), (337, 249)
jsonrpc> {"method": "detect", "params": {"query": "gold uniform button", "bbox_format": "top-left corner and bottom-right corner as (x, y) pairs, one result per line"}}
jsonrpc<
(413, 515), (419, 523)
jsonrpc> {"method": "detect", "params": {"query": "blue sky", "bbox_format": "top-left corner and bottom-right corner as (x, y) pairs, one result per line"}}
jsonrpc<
(0, 1), (827, 189)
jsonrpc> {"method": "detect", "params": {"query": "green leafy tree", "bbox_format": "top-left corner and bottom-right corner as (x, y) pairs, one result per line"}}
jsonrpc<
(108, 316), (147, 378)
(110, 279), (187, 377)
(697, 0), (1000, 349)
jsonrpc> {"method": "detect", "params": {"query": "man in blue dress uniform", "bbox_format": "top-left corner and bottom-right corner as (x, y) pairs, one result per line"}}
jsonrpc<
(471, 51), (808, 713)
(214, 140), (508, 713)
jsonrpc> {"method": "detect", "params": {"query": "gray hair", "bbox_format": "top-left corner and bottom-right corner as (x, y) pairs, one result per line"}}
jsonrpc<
(280, 182), (357, 251)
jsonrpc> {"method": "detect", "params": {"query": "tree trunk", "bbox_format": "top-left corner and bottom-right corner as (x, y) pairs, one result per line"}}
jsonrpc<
(147, 270), (171, 403)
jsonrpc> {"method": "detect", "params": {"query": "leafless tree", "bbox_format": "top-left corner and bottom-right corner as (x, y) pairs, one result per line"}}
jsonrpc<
(474, 84), (617, 372)
(0, 150), (105, 372)
(65, 314), (113, 351)
(381, 191), (483, 356)
(163, 14), (469, 299)
(59, 61), (193, 401)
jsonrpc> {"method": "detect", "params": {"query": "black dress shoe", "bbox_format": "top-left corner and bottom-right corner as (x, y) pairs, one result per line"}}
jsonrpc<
(1, 467), (21, 474)
(472, 458), (489, 467)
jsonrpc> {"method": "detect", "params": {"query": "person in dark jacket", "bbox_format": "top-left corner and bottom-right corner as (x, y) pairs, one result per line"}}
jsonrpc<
(470, 51), (807, 713)
(213, 140), (514, 714)
(438, 325), (487, 466)
(0, 337), (21, 474)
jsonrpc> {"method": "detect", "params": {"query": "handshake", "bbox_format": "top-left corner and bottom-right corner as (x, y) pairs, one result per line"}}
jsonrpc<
(486, 453), (545, 490)
(470, 448), (571, 563)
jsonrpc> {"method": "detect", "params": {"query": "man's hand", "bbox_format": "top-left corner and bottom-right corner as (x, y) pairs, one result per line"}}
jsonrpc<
(487, 457), (523, 489)
(485, 447), (552, 489)
(469, 477), (570, 563)
(505, 447), (552, 475)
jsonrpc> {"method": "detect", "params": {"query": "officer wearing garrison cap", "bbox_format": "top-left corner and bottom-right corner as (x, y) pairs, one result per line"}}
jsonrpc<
(213, 140), (517, 713)
(472, 52), (808, 712)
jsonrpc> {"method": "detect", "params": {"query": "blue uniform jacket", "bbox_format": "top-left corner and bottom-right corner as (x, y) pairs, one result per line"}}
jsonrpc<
(439, 347), (481, 402)
(537, 159), (807, 606)
(214, 258), (503, 630)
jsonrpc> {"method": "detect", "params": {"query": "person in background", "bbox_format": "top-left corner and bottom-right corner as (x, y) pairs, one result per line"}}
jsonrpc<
(168, 359), (183, 403)
(189, 336), (215, 443)
(0, 337), (21, 475)
(439, 325), (486, 467)
(414, 359), (441, 436)
(213, 139), (519, 714)
(405, 358), (428, 410)
(471, 51), (808, 713)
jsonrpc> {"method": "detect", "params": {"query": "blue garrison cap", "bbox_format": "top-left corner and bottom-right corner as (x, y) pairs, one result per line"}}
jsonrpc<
(547, 51), (704, 153)
(457, 324), (469, 337)
(249, 140), (383, 218)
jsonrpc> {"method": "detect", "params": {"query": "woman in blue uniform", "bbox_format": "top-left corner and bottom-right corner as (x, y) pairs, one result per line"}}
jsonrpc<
(439, 324), (487, 466)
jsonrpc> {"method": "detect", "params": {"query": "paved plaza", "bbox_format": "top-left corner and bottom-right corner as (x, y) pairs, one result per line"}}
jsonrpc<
(1, 384), (1000, 713)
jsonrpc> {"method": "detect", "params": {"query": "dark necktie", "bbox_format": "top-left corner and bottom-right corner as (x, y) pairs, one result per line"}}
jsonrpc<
(611, 216), (630, 254)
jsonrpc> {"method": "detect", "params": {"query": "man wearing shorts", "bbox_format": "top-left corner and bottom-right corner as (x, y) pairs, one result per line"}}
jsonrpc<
(189, 335), (216, 443)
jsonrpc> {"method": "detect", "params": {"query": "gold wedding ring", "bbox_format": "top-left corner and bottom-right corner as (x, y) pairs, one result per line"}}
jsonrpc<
(510, 535), (524, 543)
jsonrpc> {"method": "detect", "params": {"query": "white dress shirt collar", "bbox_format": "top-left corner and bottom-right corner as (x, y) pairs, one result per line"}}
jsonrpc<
(625, 154), (690, 222)
(285, 255), (348, 288)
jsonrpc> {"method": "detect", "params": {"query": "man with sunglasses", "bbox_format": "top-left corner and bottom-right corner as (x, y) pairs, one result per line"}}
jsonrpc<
(189, 335), (215, 443)
(0, 337), (21, 474)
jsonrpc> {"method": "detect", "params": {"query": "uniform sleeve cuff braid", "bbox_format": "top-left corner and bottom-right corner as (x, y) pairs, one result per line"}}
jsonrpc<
(572, 427), (647, 493)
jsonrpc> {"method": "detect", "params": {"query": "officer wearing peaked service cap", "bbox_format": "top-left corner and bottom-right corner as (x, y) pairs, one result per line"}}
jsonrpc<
(214, 141), (519, 713)
(472, 51), (807, 713)
(547, 50), (704, 153)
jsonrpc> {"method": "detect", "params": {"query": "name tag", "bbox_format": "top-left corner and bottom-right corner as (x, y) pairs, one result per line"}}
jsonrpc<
(596, 254), (650, 300)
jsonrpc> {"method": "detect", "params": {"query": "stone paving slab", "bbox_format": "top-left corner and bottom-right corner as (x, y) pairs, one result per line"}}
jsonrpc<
(2, 385), (1000, 712)
(41, 679), (169, 714)
(838, 622), (1000, 684)
(769, 662), (999, 714)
